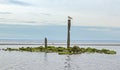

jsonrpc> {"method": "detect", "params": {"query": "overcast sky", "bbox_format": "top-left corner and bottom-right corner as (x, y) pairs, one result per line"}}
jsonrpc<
(0, 0), (120, 27)
(0, 0), (120, 40)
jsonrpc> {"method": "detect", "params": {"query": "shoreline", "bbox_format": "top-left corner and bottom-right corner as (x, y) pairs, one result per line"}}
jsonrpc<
(0, 43), (120, 46)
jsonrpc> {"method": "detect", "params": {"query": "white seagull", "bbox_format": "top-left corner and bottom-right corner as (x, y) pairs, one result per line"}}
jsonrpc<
(68, 16), (72, 19)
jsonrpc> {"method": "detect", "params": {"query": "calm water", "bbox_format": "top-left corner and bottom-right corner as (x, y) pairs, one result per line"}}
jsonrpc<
(0, 44), (120, 70)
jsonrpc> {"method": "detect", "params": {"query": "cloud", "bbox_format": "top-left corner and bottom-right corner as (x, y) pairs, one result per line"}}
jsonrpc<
(0, 0), (120, 27)
(9, 0), (32, 6)
(0, 0), (31, 6)
(0, 12), (12, 14)
(79, 26), (120, 32)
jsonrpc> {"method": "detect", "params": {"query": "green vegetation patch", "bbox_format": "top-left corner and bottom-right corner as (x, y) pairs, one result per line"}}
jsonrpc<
(58, 52), (72, 55)
(2, 46), (117, 55)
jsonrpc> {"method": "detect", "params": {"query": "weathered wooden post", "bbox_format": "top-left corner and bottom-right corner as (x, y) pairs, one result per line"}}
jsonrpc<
(67, 16), (72, 49)
(45, 37), (47, 49)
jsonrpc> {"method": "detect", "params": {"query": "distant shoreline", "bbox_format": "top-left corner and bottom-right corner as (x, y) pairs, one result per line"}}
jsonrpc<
(0, 43), (120, 46)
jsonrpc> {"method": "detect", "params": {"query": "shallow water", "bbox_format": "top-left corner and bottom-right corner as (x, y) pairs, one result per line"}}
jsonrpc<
(0, 45), (120, 70)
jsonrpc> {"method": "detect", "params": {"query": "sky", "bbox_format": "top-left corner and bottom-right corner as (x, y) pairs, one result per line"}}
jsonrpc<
(0, 0), (120, 40)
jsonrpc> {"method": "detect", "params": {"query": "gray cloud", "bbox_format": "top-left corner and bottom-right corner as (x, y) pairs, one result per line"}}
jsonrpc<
(0, 12), (12, 14)
(21, 21), (37, 23)
(0, 0), (32, 6)
(9, 0), (32, 6)
(0, 18), (5, 19)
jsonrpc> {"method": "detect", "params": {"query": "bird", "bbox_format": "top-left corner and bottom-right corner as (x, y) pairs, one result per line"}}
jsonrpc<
(68, 16), (72, 20)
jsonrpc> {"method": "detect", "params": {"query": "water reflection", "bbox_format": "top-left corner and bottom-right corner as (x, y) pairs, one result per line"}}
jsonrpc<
(44, 53), (48, 70)
(64, 55), (72, 70)
(44, 53), (48, 62)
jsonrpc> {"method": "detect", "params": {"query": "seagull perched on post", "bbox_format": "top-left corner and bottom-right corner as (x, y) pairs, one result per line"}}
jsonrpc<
(68, 16), (72, 20)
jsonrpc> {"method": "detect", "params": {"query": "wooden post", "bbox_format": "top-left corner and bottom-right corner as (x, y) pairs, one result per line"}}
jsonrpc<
(45, 37), (47, 49)
(67, 18), (71, 49)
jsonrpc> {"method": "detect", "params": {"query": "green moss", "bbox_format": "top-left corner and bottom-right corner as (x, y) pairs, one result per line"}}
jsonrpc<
(71, 46), (80, 53)
(58, 52), (72, 55)
(3, 48), (19, 51)
(57, 47), (67, 52)
(3, 46), (117, 55)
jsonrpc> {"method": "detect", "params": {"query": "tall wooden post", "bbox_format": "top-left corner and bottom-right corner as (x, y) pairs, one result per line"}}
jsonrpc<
(45, 37), (47, 49)
(67, 16), (71, 49)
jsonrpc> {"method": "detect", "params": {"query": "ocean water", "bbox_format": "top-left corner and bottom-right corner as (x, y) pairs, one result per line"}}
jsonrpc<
(0, 40), (120, 70)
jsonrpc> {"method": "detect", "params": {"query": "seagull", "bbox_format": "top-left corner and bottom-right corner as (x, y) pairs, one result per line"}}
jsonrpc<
(68, 16), (72, 20)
